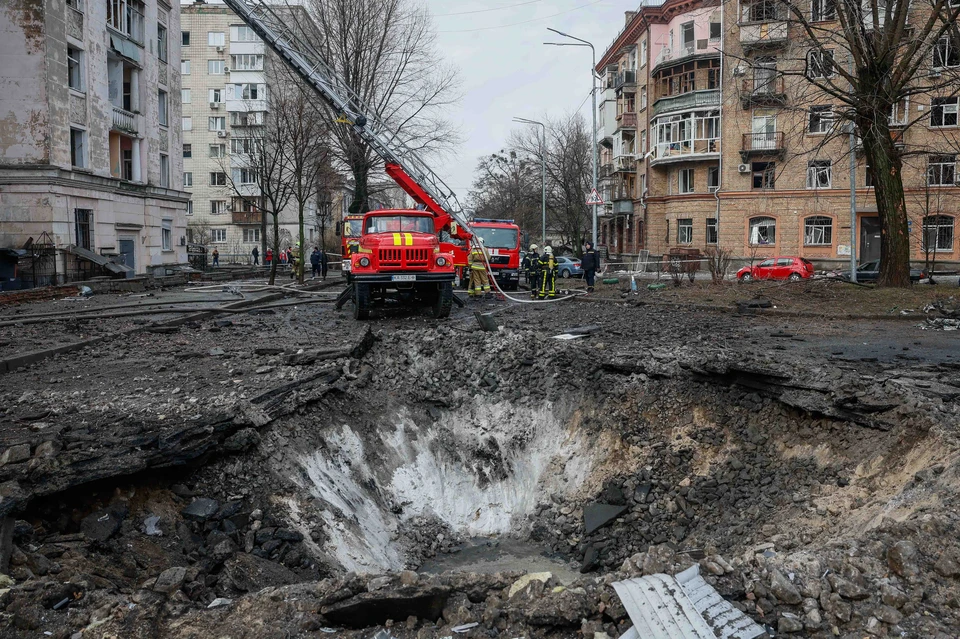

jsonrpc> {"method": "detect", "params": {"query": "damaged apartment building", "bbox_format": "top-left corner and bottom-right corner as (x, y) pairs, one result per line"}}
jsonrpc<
(0, 0), (189, 287)
(596, 0), (960, 269)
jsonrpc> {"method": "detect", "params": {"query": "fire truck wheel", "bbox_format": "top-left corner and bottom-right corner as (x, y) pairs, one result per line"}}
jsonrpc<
(431, 282), (453, 319)
(353, 283), (371, 320)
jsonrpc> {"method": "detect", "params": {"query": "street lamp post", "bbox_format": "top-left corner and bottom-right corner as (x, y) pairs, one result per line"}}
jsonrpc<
(513, 117), (546, 247)
(545, 27), (598, 249)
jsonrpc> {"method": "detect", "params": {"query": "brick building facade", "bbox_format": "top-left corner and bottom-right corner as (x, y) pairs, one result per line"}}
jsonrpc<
(596, 0), (960, 270)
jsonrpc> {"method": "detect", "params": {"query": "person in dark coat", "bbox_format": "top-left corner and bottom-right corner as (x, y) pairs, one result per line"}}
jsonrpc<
(524, 244), (541, 299)
(212, 248), (219, 267)
(310, 248), (321, 278)
(319, 248), (328, 279)
(581, 242), (600, 293)
(251, 245), (259, 265)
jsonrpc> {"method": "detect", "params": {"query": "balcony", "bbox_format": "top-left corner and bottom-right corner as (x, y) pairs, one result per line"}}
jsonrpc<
(616, 112), (638, 129)
(738, 20), (788, 51)
(740, 77), (786, 108)
(615, 70), (636, 90)
(613, 156), (637, 172)
(740, 131), (785, 162)
(650, 138), (720, 165)
(613, 200), (634, 215)
(111, 105), (137, 134)
(652, 89), (720, 117)
(232, 209), (261, 225)
(600, 163), (615, 178)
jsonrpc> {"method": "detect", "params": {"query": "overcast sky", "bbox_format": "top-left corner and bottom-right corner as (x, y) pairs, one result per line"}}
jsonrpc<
(424, 0), (632, 201)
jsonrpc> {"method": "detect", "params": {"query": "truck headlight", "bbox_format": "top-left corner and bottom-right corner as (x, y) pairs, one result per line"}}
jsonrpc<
(358, 256), (370, 267)
(436, 256), (447, 267)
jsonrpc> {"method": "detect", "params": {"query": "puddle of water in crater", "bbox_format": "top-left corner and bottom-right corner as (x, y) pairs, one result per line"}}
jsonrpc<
(418, 537), (582, 584)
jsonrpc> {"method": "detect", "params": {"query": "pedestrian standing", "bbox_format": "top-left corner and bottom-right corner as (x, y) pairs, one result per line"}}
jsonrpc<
(581, 242), (600, 293)
(320, 248), (328, 280)
(310, 247), (320, 278)
(212, 248), (220, 267)
(252, 245), (259, 265)
(265, 247), (273, 266)
(538, 246), (558, 299)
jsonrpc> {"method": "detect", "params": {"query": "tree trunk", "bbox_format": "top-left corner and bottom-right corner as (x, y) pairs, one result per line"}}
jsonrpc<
(269, 212), (280, 286)
(260, 209), (268, 271)
(298, 202), (305, 284)
(861, 124), (911, 288)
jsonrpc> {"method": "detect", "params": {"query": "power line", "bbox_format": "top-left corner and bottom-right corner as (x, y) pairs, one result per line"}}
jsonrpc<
(437, 0), (605, 33)
(433, 0), (545, 17)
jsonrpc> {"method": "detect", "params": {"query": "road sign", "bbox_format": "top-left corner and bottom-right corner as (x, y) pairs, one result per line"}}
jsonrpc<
(586, 188), (604, 205)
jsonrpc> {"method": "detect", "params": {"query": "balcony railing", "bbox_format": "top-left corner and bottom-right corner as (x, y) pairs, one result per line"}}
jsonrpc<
(650, 138), (720, 164)
(232, 209), (261, 225)
(652, 89), (720, 117)
(111, 105), (137, 134)
(740, 77), (786, 108)
(617, 112), (638, 129)
(615, 70), (636, 89)
(738, 20), (788, 50)
(600, 163), (615, 178)
(613, 200), (634, 215)
(740, 131), (785, 161)
(614, 156), (637, 172)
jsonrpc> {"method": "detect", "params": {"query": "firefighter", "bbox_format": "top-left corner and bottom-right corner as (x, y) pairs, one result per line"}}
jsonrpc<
(525, 244), (541, 299)
(468, 238), (492, 299)
(290, 242), (303, 280)
(539, 245), (558, 299)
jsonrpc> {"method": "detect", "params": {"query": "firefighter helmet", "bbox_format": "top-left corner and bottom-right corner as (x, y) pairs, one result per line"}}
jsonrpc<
(543, 245), (553, 255)
(529, 244), (538, 251)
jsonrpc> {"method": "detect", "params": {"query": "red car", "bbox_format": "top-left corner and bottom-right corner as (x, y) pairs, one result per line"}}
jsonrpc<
(737, 256), (815, 282)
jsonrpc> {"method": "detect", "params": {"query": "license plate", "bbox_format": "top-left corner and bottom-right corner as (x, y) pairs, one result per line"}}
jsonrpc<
(391, 274), (416, 282)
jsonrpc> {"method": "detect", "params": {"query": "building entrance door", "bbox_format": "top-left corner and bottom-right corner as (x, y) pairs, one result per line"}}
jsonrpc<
(860, 217), (881, 263)
(118, 238), (136, 272)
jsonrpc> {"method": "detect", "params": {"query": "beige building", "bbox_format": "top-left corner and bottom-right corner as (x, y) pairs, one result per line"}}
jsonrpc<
(596, 0), (960, 269)
(0, 0), (189, 285)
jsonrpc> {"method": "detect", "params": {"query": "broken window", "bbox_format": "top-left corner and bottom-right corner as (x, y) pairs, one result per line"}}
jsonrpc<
(812, 0), (836, 21)
(807, 49), (835, 78)
(706, 218), (718, 244)
(806, 160), (832, 189)
(752, 162), (775, 189)
(804, 216), (833, 245)
(749, 216), (776, 245)
(808, 106), (834, 134)
(157, 24), (167, 62)
(70, 128), (86, 168)
(677, 219), (693, 244)
(75, 209), (93, 250)
(931, 98), (959, 127)
(928, 154), (957, 185)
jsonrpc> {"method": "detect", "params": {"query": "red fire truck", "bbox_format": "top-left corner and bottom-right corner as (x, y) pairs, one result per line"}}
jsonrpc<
(337, 214), (364, 278)
(469, 219), (522, 291)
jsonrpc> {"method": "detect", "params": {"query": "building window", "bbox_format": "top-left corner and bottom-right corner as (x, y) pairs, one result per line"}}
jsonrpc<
(231, 54), (264, 70)
(640, 130), (647, 154)
(67, 46), (84, 91)
(889, 99), (908, 126)
(230, 25), (259, 42)
(749, 216), (776, 245)
(923, 215), (955, 251)
(158, 90), (168, 126)
(208, 60), (225, 75)
(211, 228), (228, 243)
(231, 138), (255, 154)
(709, 21), (721, 40)
(640, 172), (647, 195)
(181, 88), (191, 104)
(183, 172), (193, 187)
(210, 172), (227, 186)
(159, 153), (169, 187)
(209, 144), (226, 157)
(232, 167), (256, 184)
(211, 201), (227, 215)
(707, 166), (720, 191)
(807, 49), (835, 78)
(161, 219), (172, 251)
(806, 160), (832, 188)
(70, 128), (86, 168)
(209, 88), (223, 103)
(67, 0), (83, 10)
(183, 143), (192, 158)
(931, 97), (959, 127)
(681, 21), (695, 53)
(232, 111), (263, 126)
(812, 0), (836, 21)
(157, 24), (167, 62)
(208, 32), (225, 46)
(745, 0), (781, 22)
(639, 86), (647, 110)
(677, 218), (693, 244)
(752, 162), (775, 189)
(706, 218), (718, 244)
(679, 168), (695, 193)
(182, 116), (192, 131)
(865, 161), (874, 188)
(808, 106), (834, 134)
(234, 83), (260, 100)
(209, 116), (226, 131)
(640, 39), (647, 66)
(804, 215), (833, 245)
(934, 35), (960, 68)
(182, 31), (190, 46)
(75, 209), (93, 250)
(928, 154), (956, 185)
(243, 228), (261, 243)
(186, 201), (193, 216)
(181, 59), (191, 75)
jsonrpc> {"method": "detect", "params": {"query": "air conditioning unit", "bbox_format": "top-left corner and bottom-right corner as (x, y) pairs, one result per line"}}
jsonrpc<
(217, 130), (227, 138)
(733, 65), (746, 76)
(738, 163), (750, 174)
(210, 102), (220, 109)
(223, 67), (230, 74)
(216, 46), (224, 52)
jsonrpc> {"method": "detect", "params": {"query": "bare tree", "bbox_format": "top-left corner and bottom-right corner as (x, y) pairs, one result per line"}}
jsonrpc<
(302, 0), (462, 214)
(733, 0), (960, 286)
(467, 150), (541, 233)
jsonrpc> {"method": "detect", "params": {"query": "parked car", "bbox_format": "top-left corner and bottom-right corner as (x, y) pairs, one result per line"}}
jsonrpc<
(556, 256), (583, 278)
(831, 261), (928, 283)
(737, 256), (815, 282)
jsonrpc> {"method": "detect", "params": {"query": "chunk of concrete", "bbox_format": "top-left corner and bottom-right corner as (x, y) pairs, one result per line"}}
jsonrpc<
(508, 572), (552, 598)
(153, 566), (187, 594)
(583, 503), (628, 535)
(80, 508), (125, 543)
(181, 498), (220, 522)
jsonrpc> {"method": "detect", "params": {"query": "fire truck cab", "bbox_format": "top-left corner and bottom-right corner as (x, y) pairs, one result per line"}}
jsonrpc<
(338, 214), (365, 278)
(468, 219), (522, 291)
(347, 210), (456, 319)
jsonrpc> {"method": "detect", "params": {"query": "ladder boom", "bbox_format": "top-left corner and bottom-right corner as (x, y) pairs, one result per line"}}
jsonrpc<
(220, 0), (472, 239)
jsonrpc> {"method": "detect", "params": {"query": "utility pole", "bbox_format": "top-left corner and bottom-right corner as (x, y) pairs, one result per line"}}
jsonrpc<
(513, 117), (546, 246)
(848, 59), (858, 282)
(545, 28), (598, 248)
